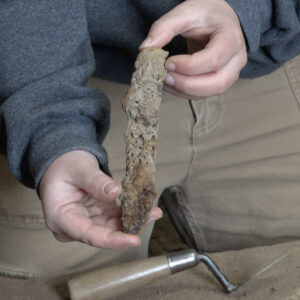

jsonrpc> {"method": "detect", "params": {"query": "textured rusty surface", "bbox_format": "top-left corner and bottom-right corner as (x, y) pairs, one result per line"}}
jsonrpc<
(120, 48), (168, 234)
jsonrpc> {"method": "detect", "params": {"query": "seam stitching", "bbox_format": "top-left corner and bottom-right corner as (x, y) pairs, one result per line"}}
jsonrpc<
(0, 267), (34, 279)
(174, 186), (208, 251)
(284, 61), (300, 108)
(182, 100), (199, 184)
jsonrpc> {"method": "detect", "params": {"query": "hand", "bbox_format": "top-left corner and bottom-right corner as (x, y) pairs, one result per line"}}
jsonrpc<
(140, 0), (247, 100)
(39, 150), (162, 249)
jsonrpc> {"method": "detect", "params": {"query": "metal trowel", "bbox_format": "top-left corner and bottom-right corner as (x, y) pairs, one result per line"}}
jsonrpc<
(68, 187), (289, 300)
(68, 248), (238, 300)
(68, 188), (239, 299)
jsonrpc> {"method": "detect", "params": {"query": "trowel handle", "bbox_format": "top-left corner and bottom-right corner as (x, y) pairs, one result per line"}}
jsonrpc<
(69, 255), (170, 300)
(68, 249), (199, 300)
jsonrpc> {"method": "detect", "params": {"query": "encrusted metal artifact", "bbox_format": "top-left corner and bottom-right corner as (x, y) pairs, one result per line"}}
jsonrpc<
(120, 48), (168, 234)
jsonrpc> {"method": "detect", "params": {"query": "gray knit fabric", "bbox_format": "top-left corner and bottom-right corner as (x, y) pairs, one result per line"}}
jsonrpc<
(227, 0), (300, 77)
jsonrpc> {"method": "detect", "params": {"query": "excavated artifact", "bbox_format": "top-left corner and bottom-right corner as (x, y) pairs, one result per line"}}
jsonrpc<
(120, 48), (168, 234)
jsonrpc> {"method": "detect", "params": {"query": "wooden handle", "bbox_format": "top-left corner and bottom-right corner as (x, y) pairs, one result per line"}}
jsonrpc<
(68, 255), (171, 300)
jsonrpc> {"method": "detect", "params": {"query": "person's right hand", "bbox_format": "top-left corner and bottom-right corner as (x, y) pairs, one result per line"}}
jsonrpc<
(140, 0), (247, 100)
(39, 150), (162, 249)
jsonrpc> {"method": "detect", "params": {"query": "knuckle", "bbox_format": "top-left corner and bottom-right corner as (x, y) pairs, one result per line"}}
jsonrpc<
(241, 51), (248, 67)
(151, 19), (165, 33)
(233, 28), (246, 49)
(83, 224), (95, 246)
(214, 78), (228, 95)
(224, 26), (245, 51)
(237, 35), (245, 49)
(184, 58), (196, 73)
(84, 223), (111, 248)
(95, 231), (111, 248)
(179, 79), (203, 99)
(91, 172), (101, 187)
(179, 78), (193, 95)
(90, 172), (106, 193)
(208, 55), (221, 71)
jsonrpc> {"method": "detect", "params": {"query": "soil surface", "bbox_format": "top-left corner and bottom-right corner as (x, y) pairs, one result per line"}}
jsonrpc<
(1, 200), (300, 300)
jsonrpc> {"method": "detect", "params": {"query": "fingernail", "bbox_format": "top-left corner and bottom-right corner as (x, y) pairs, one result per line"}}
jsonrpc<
(166, 62), (176, 71)
(164, 74), (175, 86)
(103, 182), (119, 195)
(140, 37), (152, 48)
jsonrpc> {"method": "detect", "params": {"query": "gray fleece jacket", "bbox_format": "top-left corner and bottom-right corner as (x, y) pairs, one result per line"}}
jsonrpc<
(0, 0), (299, 189)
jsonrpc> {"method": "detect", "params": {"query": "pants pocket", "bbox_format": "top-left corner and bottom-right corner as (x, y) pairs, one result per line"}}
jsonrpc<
(189, 95), (224, 137)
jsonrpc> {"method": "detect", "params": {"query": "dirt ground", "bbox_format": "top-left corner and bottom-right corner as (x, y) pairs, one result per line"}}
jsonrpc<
(1, 201), (300, 300)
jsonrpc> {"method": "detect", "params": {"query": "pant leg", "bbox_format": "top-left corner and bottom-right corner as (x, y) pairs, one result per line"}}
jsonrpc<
(179, 54), (300, 252)
(0, 78), (194, 278)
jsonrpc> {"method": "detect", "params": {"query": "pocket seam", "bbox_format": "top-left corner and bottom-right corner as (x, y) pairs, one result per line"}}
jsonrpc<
(194, 96), (224, 137)
(0, 266), (34, 279)
(284, 60), (300, 108)
(0, 215), (45, 228)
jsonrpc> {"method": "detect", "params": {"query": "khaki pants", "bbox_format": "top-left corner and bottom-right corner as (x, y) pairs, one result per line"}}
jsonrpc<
(0, 55), (300, 278)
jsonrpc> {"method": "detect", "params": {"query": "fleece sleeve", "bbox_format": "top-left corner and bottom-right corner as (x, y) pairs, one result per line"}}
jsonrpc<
(226, 0), (300, 77)
(0, 0), (111, 188)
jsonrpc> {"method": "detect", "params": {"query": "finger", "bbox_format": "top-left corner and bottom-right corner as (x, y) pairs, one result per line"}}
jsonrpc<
(92, 215), (122, 230)
(61, 212), (140, 248)
(148, 206), (163, 222)
(166, 29), (243, 75)
(91, 207), (163, 229)
(75, 168), (122, 202)
(89, 206), (162, 232)
(139, 3), (198, 49)
(82, 196), (121, 211)
(164, 54), (245, 98)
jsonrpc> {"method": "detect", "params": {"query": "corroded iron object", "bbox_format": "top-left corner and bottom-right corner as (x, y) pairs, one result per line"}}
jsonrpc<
(120, 48), (168, 234)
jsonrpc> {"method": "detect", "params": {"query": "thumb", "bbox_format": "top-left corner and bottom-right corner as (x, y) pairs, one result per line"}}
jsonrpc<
(75, 167), (122, 202)
(139, 3), (192, 49)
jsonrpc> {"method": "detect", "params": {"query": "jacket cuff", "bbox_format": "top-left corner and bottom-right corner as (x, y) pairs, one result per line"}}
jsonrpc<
(25, 121), (110, 189)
